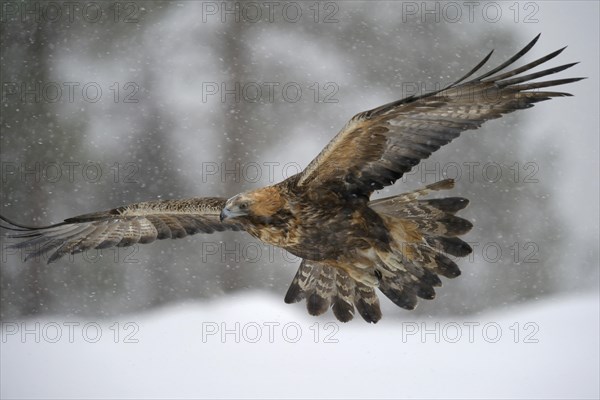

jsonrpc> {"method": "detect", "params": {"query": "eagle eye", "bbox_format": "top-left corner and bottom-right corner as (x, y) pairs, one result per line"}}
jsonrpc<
(239, 202), (248, 210)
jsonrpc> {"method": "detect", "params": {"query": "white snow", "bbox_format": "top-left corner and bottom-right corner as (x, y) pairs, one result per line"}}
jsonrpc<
(1, 292), (598, 399)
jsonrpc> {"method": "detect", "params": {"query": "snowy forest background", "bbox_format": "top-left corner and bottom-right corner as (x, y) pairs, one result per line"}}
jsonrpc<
(0, 1), (598, 398)
(1, 1), (597, 319)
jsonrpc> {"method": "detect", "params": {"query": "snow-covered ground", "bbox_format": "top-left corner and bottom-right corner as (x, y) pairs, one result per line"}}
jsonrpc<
(1, 292), (598, 399)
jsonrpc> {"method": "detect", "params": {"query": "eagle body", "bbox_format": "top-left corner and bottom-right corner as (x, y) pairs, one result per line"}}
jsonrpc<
(235, 179), (389, 285)
(242, 178), (390, 264)
(1, 35), (583, 323)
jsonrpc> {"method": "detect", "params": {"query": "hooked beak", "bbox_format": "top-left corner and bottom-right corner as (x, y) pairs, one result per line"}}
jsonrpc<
(219, 208), (231, 222)
(219, 206), (246, 222)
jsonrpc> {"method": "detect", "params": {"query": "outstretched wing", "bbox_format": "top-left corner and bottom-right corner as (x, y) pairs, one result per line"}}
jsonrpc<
(297, 34), (584, 196)
(0, 197), (241, 264)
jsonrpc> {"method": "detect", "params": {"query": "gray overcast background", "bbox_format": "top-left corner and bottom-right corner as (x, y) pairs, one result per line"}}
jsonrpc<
(0, 1), (598, 321)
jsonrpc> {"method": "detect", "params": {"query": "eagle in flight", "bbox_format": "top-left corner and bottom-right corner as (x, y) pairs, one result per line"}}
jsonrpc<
(1, 35), (583, 323)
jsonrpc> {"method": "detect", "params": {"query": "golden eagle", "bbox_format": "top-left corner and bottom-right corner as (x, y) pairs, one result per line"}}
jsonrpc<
(1, 35), (583, 323)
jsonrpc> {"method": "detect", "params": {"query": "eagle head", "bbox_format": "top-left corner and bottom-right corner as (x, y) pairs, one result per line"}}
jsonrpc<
(220, 187), (284, 222)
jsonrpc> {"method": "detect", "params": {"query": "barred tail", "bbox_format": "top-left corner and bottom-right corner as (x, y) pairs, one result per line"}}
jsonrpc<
(284, 260), (382, 323)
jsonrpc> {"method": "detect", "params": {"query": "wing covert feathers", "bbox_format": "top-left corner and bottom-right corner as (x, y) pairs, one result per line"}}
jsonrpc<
(297, 35), (583, 196)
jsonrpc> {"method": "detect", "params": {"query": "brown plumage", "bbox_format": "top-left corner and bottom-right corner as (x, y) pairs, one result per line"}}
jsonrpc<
(1, 198), (242, 264)
(1, 35), (583, 323)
